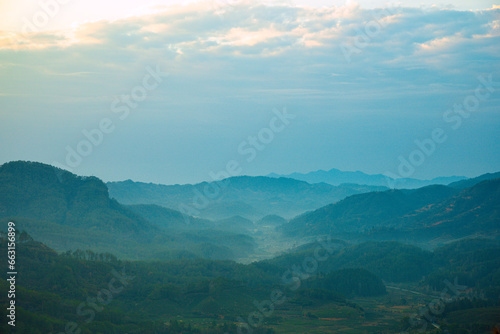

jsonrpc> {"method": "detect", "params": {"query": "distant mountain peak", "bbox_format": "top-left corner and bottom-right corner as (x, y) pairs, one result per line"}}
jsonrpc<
(107, 175), (387, 221)
(268, 168), (467, 189)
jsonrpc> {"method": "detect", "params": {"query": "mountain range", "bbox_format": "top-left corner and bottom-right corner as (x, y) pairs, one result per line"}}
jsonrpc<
(268, 168), (467, 189)
(107, 176), (387, 220)
(1, 160), (499, 263)
(282, 176), (500, 241)
(0, 161), (256, 261)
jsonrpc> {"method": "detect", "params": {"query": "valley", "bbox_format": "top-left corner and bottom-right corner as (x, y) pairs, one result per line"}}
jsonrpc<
(1, 161), (499, 333)
(3, 1), (500, 332)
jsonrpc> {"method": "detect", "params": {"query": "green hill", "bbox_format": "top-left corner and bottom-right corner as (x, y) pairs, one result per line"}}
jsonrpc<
(0, 161), (255, 261)
(398, 178), (500, 240)
(448, 171), (500, 189)
(1, 231), (499, 334)
(281, 178), (500, 242)
(282, 185), (457, 237)
(107, 176), (388, 220)
(0, 161), (154, 234)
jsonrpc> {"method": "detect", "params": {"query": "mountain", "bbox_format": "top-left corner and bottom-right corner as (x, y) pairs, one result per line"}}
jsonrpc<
(281, 177), (500, 242)
(256, 214), (287, 226)
(127, 204), (212, 230)
(305, 268), (387, 297)
(2, 231), (498, 334)
(1, 161), (499, 333)
(448, 171), (500, 189)
(0, 161), (156, 234)
(214, 215), (255, 233)
(282, 184), (458, 237)
(0, 232), (280, 333)
(266, 238), (500, 295)
(268, 168), (467, 189)
(0, 161), (256, 261)
(268, 168), (390, 186)
(398, 178), (500, 239)
(107, 176), (388, 220)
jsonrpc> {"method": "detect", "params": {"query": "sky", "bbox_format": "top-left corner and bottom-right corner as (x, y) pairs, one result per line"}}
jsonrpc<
(0, 0), (499, 185)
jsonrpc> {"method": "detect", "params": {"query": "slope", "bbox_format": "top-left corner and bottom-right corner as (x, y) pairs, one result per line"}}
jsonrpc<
(0, 161), (256, 261)
(282, 185), (458, 237)
(107, 176), (387, 220)
(268, 168), (466, 189)
(398, 178), (500, 239)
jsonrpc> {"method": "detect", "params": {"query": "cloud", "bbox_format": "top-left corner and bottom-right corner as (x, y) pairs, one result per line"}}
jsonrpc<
(1, 3), (498, 107)
(1, 1), (499, 184)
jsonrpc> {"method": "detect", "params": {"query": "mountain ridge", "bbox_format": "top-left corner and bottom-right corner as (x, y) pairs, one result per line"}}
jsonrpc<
(0, 161), (257, 261)
(282, 184), (460, 237)
(281, 175), (500, 241)
(107, 175), (388, 220)
(268, 167), (467, 189)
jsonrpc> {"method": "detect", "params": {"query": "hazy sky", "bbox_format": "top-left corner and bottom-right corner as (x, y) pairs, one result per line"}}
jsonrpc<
(1, 0), (499, 185)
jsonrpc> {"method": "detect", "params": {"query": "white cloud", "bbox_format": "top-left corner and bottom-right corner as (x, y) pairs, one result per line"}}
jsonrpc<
(1, 2), (499, 183)
(1, 3), (498, 102)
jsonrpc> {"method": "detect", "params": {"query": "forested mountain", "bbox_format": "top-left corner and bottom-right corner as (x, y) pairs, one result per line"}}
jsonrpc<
(426, 239), (500, 299)
(398, 178), (500, 239)
(107, 176), (387, 220)
(256, 214), (287, 226)
(264, 241), (434, 283)
(282, 178), (500, 241)
(1, 161), (499, 333)
(448, 171), (500, 189)
(0, 161), (155, 234)
(0, 232), (277, 334)
(214, 215), (255, 233)
(0, 232), (383, 334)
(0, 161), (255, 261)
(127, 204), (212, 230)
(282, 184), (458, 237)
(263, 238), (500, 302)
(305, 268), (387, 297)
(2, 161), (499, 263)
(268, 168), (466, 189)
(1, 233), (499, 334)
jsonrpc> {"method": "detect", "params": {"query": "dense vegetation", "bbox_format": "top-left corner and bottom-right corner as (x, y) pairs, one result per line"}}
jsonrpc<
(305, 268), (387, 297)
(282, 178), (500, 241)
(282, 185), (458, 236)
(107, 176), (386, 220)
(1, 161), (499, 333)
(0, 161), (256, 261)
(1, 233), (499, 333)
(0, 232), (382, 333)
